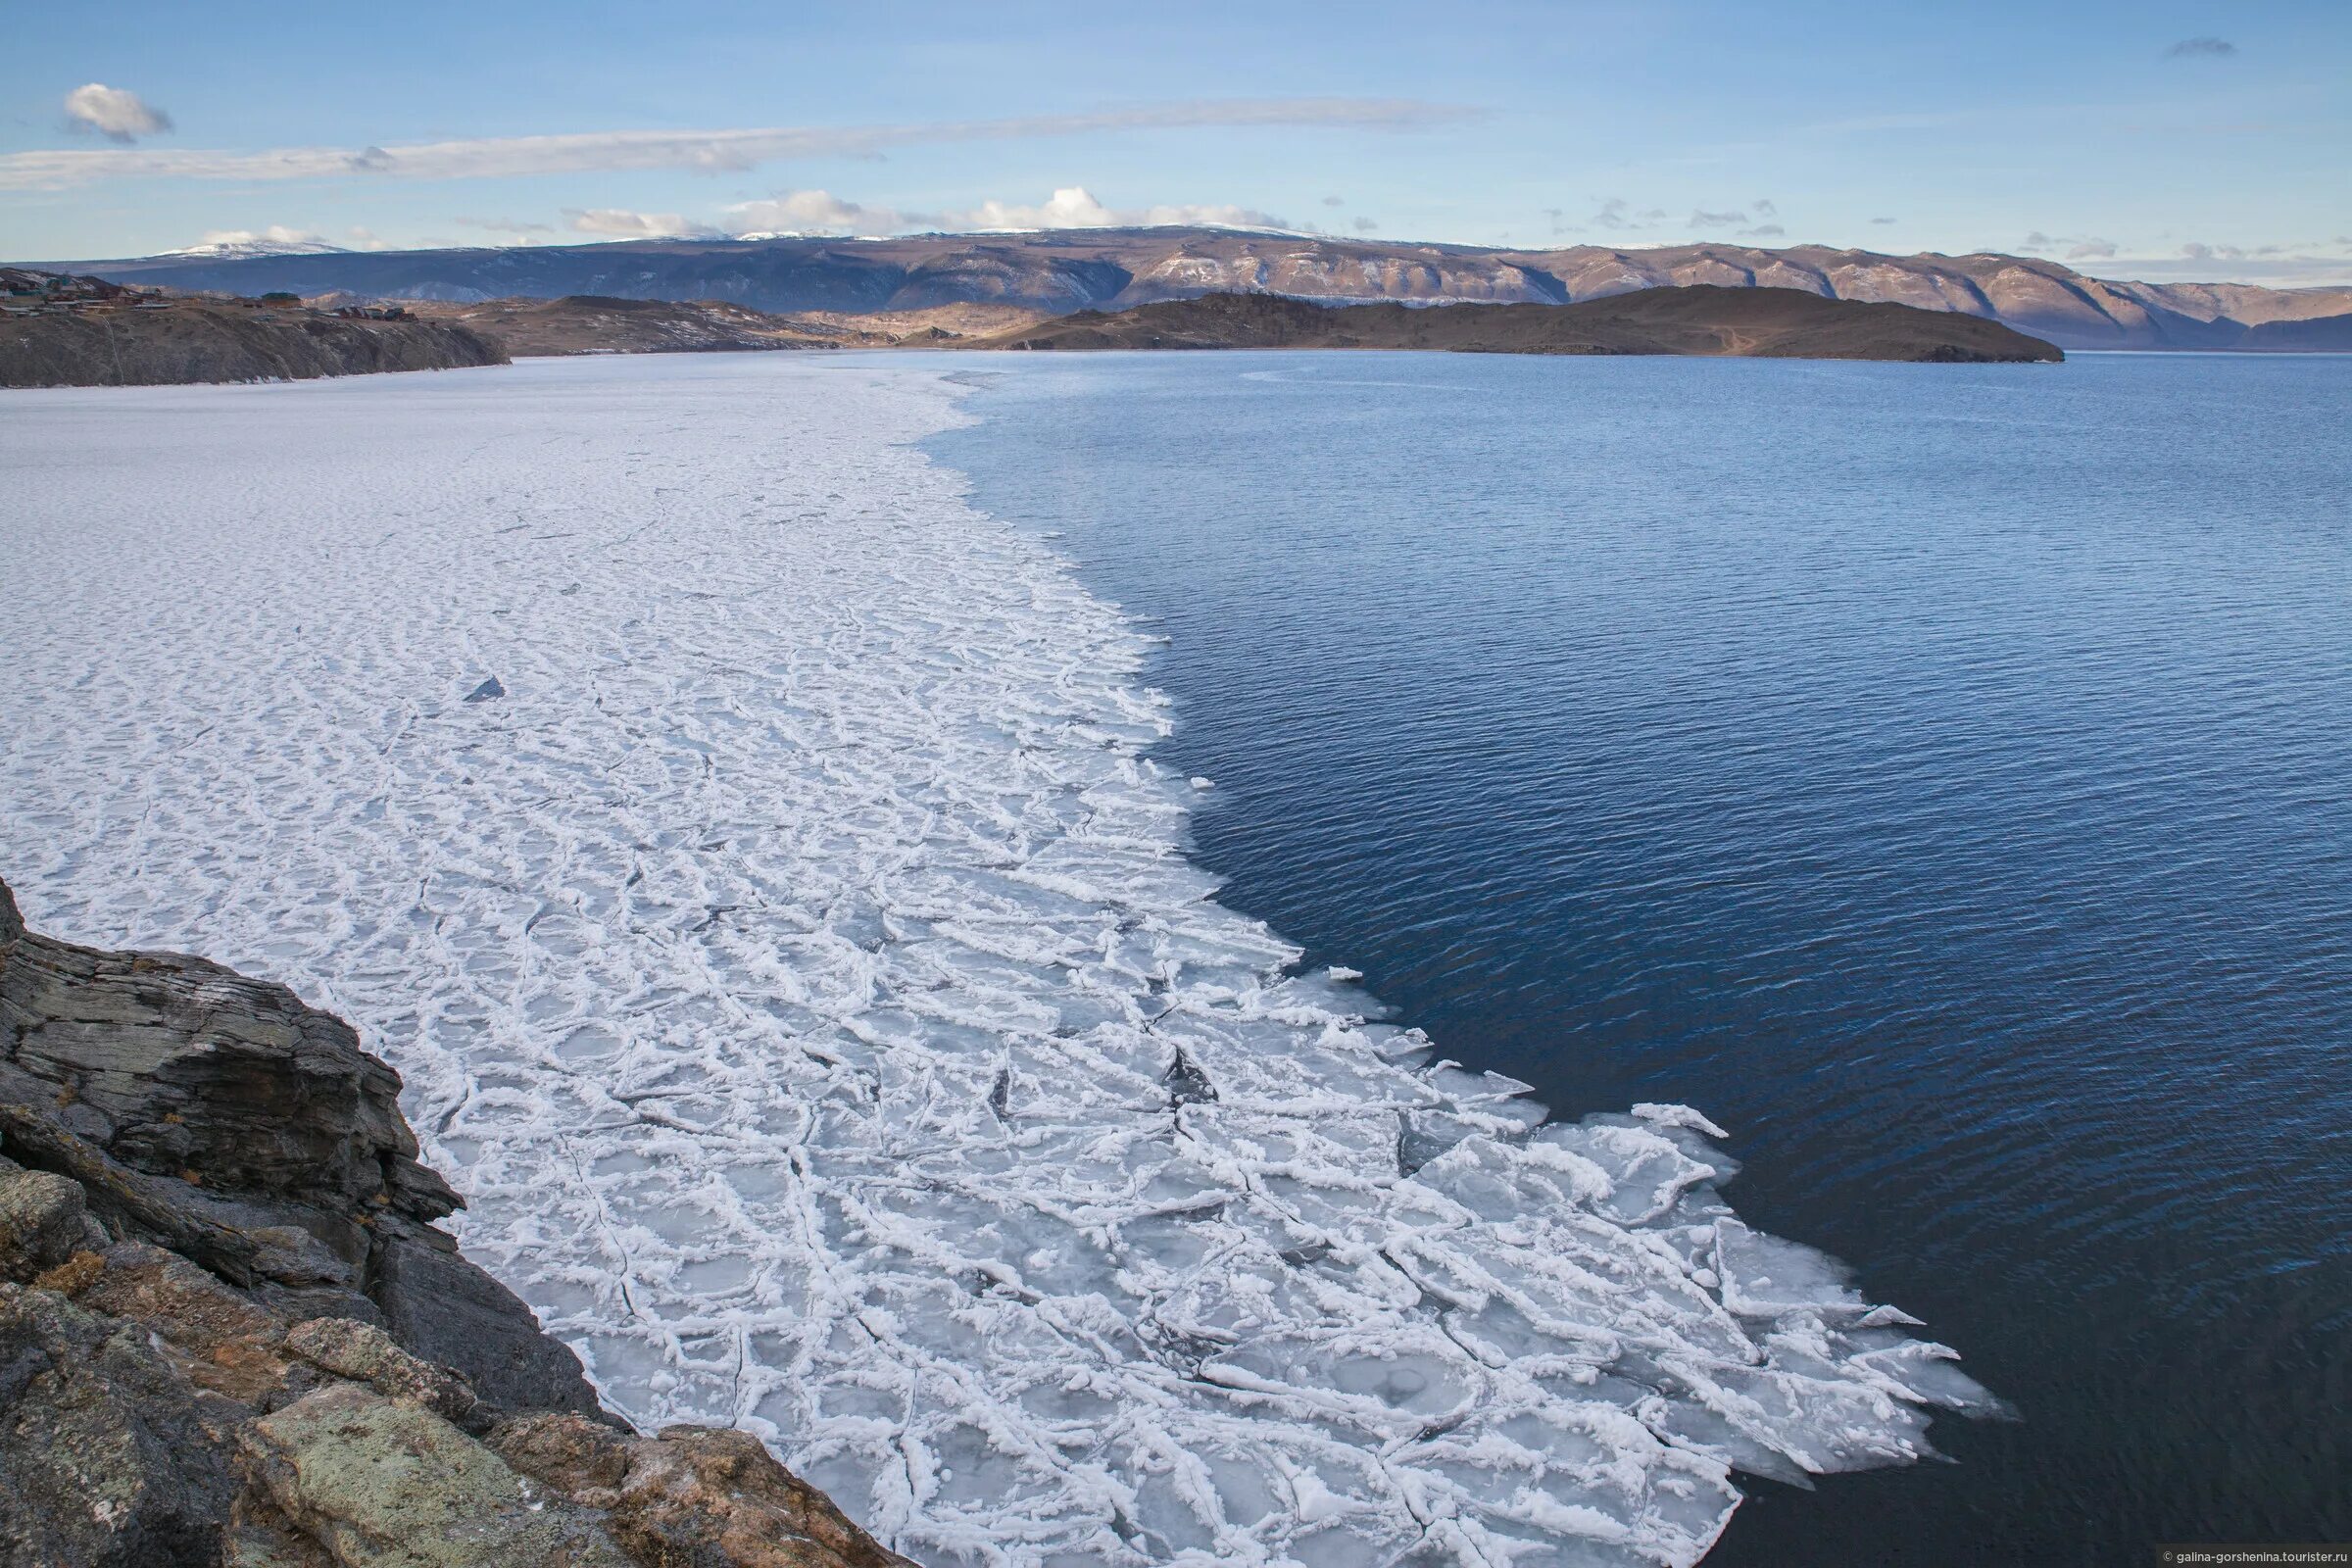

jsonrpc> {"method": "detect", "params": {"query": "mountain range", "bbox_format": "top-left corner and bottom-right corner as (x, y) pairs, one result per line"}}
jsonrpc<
(33, 228), (2352, 350)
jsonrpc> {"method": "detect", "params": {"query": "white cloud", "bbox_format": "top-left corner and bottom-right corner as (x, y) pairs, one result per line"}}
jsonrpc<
(716, 185), (1290, 238)
(198, 224), (319, 246)
(564, 208), (722, 239)
(2066, 238), (2118, 260)
(165, 224), (347, 257)
(198, 225), (324, 249)
(454, 216), (555, 236)
(64, 83), (172, 143)
(945, 185), (1291, 232)
(1689, 208), (1746, 227)
(957, 187), (1116, 228)
(724, 189), (906, 236)
(0, 98), (1468, 191)
(1352, 216), (1380, 232)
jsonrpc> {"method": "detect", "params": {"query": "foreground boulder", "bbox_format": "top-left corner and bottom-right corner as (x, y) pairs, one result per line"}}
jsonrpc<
(0, 876), (909, 1568)
(0, 874), (590, 1411)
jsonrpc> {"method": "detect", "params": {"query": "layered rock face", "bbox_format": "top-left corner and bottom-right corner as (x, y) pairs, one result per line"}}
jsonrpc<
(0, 877), (908, 1568)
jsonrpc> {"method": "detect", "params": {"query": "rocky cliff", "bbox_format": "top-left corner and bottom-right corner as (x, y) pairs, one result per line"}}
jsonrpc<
(0, 875), (907, 1568)
(47, 230), (2352, 350)
(0, 292), (506, 387)
(970, 285), (2064, 362)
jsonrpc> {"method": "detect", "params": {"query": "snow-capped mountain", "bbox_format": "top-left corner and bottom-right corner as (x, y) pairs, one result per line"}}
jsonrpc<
(164, 234), (352, 261)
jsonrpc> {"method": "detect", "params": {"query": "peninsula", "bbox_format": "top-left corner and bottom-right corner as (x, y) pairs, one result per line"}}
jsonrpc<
(965, 286), (2065, 362)
(0, 270), (504, 387)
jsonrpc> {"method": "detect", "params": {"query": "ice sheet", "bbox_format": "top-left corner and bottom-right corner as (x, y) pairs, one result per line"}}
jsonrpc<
(0, 356), (1995, 1567)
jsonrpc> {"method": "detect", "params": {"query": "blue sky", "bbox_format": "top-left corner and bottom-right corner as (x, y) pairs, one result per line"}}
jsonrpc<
(5, 0), (2347, 283)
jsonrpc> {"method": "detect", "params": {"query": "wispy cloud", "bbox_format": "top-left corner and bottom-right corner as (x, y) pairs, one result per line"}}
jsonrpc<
(1352, 216), (1380, 232)
(2019, 229), (2122, 263)
(2103, 242), (2352, 285)
(1690, 205), (1786, 237)
(2165, 36), (2236, 58)
(64, 83), (171, 144)
(1591, 198), (1668, 231)
(0, 98), (1471, 192)
(454, 216), (556, 236)
(564, 208), (722, 239)
(2180, 239), (2300, 262)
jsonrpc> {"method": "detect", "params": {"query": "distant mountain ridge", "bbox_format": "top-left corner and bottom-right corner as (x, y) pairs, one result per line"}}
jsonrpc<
(33, 228), (2352, 350)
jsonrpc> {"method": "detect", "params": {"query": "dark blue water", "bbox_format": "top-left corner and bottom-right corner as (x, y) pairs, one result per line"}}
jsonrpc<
(926, 351), (2352, 1566)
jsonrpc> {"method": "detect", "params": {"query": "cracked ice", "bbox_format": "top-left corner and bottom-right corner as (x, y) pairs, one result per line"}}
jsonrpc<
(0, 355), (1996, 1567)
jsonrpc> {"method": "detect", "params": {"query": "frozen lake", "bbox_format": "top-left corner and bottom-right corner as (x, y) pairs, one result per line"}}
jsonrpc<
(0, 355), (1989, 1567)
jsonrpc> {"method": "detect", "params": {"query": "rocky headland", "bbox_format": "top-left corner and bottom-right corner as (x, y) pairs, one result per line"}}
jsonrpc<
(966, 285), (2065, 362)
(0, 271), (506, 388)
(0, 874), (906, 1568)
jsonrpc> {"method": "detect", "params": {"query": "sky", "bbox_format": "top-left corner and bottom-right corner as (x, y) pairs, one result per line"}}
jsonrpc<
(4, 0), (2347, 284)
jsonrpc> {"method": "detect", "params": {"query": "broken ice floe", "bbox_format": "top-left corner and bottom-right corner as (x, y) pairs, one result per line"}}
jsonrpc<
(0, 358), (1997, 1568)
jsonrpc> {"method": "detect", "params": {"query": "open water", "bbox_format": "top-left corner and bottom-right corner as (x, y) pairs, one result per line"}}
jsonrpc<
(932, 349), (2352, 1564)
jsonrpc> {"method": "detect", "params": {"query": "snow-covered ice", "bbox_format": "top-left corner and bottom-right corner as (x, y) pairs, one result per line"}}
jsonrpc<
(0, 355), (1996, 1567)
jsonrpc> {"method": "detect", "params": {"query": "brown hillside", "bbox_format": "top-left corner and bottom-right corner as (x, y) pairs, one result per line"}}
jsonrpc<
(967, 285), (2064, 363)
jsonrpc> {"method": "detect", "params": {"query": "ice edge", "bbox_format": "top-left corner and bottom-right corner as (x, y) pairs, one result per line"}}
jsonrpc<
(0, 358), (1996, 1568)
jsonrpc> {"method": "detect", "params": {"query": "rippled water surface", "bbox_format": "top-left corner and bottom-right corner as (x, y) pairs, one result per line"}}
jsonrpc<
(930, 351), (2352, 1565)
